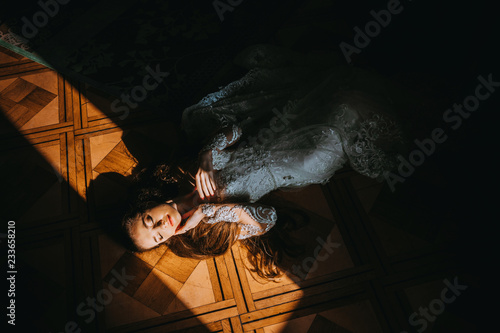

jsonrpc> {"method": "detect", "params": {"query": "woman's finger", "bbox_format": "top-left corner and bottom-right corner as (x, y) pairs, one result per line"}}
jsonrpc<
(208, 171), (217, 193)
(200, 171), (213, 197)
(196, 170), (204, 199)
(200, 171), (211, 197)
(204, 173), (215, 196)
(206, 172), (215, 196)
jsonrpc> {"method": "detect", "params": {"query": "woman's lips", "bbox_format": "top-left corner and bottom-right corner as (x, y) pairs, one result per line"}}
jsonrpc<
(167, 215), (174, 226)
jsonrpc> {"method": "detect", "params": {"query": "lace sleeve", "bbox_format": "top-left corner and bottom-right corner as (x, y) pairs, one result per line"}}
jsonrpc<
(203, 124), (242, 170)
(201, 204), (277, 240)
(237, 205), (277, 240)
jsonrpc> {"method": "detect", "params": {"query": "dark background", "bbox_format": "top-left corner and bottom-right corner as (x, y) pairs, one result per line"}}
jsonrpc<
(1, 0), (497, 331)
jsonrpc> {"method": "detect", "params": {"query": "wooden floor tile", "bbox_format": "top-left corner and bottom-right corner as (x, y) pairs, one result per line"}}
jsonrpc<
(319, 301), (383, 333)
(0, 51), (19, 64)
(274, 184), (336, 222)
(89, 131), (124, 169)
(155, 249), (200, 284)
(98, 234), (127, 278)
(134, 268), (184, 314)
(263, 314), (315, 333)
(165, 261), (216, 313)
(103, 282), (161, 329)
(104, 251), (154, 297)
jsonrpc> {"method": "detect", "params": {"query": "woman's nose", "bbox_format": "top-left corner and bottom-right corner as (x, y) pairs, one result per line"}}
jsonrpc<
(157, 219), (168, 229)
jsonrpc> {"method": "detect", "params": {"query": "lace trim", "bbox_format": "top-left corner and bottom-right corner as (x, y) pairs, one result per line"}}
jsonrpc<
(241, 206), (277, 232)
(0, 30), (32, 51)
(334, 104), (404, 179)
(216, 145), (280, 202)
(212, 149), (231, 170)
(228, 124), (242, 145)
(205, 124), (242, 170)
(209, 124), (241, 149)
(238, 205), (277, 240)
(188, 68), (262, 110)
(211, 132), (229, 150)
(205, 205), (240, 224)
(201, 204), (277, 240)
(181, 66), (299, 134)
(201, 204), (216, 217)
(238, 224), (264, 240)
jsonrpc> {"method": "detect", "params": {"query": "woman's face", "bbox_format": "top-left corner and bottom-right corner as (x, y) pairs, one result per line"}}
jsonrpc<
(130, 201), (182, 250)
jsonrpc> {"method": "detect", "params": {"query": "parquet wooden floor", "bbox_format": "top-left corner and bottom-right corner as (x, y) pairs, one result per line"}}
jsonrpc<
(0, 45), (479, 333)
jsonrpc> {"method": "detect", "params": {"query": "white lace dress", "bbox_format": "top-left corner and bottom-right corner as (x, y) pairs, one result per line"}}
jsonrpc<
(182, 44), (406, 238)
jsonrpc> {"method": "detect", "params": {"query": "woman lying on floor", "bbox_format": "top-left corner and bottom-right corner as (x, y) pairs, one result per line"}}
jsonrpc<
(121, 44), (407, 279)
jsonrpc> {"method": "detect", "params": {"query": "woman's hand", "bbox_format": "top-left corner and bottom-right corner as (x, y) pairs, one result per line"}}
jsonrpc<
(175, 206), (205, 235)
(196, 149), (216, 199)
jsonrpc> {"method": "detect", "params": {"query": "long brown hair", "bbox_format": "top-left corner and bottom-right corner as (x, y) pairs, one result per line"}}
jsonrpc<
(164, 199), (306, 280)
(122, 161), (305, 280)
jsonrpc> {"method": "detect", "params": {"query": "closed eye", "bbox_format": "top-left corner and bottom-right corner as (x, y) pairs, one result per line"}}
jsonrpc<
(143, 214), (154, 228)
(154, 231), (164, 244)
